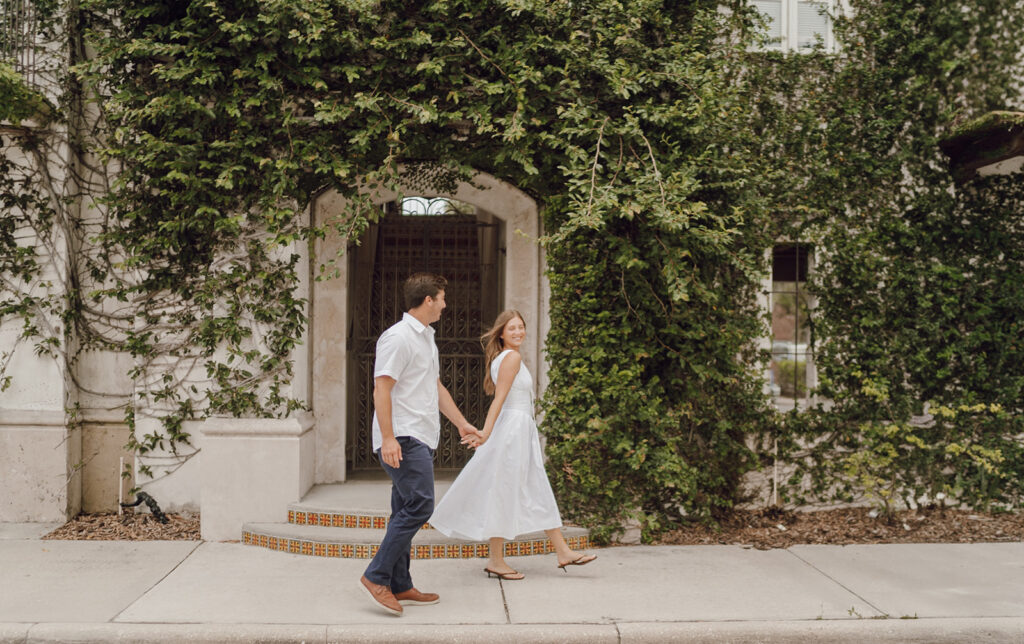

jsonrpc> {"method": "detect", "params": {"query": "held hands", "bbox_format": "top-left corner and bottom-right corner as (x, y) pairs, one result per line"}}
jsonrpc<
(458, 423), (484, 449)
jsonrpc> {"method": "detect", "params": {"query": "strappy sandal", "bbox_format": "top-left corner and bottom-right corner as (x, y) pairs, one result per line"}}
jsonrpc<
(484, 567), (525, 580)
(557, 554), (597, 572)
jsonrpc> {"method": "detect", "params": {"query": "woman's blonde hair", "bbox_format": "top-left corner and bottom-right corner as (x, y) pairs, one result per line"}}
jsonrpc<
(480, 310), (525, 395)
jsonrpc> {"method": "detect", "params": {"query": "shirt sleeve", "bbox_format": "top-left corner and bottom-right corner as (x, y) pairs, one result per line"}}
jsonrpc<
(374, 330), (411, 380)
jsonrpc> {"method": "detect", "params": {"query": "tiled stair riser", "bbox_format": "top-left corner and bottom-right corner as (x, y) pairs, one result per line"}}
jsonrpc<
(242, 529), (591, 559)
(288, 510), (430, 530)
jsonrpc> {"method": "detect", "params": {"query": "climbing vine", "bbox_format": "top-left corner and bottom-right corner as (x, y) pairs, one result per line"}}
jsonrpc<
(0, 63), (58, 392)
(3, 0), (1023, 533)
(742, 1), (1024, 514)
(65, 0), (777, 518)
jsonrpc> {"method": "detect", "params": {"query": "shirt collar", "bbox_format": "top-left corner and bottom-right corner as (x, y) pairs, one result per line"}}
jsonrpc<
(402, 311), (432, 334)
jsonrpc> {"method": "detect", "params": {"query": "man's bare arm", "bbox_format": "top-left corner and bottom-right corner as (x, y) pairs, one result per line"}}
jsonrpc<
(374, 376), (402, 468)
(438, 379), (480, 439)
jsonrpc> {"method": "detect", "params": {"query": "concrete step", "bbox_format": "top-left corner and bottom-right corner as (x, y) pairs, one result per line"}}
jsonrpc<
(286, 478), (449, 530)
(241, 522), (592, 559)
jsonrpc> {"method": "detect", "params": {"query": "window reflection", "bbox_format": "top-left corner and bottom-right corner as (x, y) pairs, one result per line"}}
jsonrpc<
(770, 245), (813, 410)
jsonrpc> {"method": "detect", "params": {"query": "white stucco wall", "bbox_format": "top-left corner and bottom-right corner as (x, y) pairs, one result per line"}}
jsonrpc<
(0, 142), (76, 521)
(978, 155), (1024, 176)
(0, 412), (79, 522)
(130, 416), (203, 514)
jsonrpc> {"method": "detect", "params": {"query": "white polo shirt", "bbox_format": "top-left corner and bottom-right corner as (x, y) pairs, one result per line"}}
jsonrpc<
(371, 312), (441, 451)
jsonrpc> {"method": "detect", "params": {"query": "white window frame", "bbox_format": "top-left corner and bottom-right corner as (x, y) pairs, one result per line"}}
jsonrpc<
(763, 243), (818, 412)
(750, 0), (842, 53)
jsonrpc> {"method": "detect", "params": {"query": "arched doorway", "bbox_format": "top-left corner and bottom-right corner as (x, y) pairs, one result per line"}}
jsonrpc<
(310, 172), (544, 484)
(346, 198), (502, 471)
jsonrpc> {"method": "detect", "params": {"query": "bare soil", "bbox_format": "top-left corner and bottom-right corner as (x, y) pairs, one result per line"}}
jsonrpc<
(42, 507), (1024, 548)
(43, 512), (200, 541)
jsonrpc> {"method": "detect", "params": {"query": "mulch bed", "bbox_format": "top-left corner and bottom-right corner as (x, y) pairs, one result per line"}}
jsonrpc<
(657, 506), (1024, 549)
(43, 512), (200, 541)
(41, 507), (1024, 548)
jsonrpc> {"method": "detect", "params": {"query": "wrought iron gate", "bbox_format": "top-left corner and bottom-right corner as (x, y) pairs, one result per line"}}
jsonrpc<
(348, 209), (500, 470)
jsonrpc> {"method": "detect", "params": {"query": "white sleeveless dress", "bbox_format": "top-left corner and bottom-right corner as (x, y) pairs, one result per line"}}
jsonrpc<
(430, 349), (563, 540)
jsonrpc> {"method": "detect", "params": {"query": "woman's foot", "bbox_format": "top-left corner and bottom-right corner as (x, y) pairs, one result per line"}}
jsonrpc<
(556, 552), (597, 569)
(483, 562), (525, 580)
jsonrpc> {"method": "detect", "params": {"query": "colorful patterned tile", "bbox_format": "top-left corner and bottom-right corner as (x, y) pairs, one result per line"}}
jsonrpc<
(355, 545), (369, 558)
(372, 516), (386, 529)
(327, 544), (340, 558)
(341, 544), (354, 558)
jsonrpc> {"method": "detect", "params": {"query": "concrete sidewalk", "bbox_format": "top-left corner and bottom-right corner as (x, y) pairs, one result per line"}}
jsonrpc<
(1, 525), (1022, 643)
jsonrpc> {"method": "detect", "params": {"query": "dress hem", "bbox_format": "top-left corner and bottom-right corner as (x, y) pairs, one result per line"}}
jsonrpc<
(431, 522), (564, 543)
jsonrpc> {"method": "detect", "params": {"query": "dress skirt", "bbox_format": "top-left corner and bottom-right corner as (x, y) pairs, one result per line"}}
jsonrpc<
(430, 353), (562, 541)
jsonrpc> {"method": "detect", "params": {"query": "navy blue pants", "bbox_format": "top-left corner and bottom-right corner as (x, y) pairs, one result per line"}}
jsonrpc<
(363, 436), (435, 593)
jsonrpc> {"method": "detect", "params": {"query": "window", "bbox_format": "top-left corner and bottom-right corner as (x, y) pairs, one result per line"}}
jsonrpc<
(769, 244), (814, 411)
(751, 0), (834, 52)
(1, 0), (40, 87)
(399, 197), (474, 216)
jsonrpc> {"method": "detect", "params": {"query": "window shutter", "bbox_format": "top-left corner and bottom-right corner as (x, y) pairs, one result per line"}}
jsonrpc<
(797, 1), (830, 49)
(752, 0), (784, 50)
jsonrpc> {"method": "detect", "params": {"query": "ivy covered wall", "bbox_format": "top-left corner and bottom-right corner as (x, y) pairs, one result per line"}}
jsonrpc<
(1, 0), (1023, 533)
(744, 1), (1024, 517)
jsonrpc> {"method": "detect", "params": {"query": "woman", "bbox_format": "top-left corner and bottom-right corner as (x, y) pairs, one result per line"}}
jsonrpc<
(430, 310), (597, 580)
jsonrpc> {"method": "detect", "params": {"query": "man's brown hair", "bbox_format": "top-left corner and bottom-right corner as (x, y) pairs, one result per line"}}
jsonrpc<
(404, 273), (447, 310)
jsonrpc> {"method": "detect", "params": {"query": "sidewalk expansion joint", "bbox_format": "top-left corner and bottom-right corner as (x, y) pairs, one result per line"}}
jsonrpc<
(499, 579), (511, 624)
(108, 540), (203, 624)
(784, 547), (888, 617)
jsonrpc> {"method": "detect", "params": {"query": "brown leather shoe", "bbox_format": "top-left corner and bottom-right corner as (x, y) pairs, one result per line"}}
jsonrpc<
(393, 587), (440, 606)
(358, 575), (402, 616)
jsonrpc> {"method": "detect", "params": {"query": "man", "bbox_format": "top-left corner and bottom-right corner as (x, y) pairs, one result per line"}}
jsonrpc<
(358, 272), (480, 616)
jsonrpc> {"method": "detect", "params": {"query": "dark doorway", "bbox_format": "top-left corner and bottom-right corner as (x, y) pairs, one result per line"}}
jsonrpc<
(347, 199), (502, 471)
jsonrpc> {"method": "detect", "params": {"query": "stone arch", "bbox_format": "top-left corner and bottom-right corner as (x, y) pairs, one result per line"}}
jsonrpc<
(310, 172), (545, 484)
